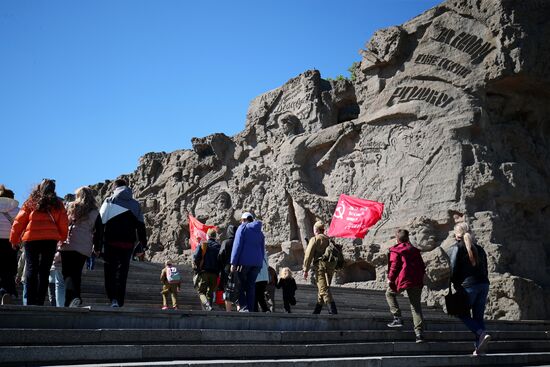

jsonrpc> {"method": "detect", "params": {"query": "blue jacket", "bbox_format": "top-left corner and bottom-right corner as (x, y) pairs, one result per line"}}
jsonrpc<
(230, 220), (265, 267)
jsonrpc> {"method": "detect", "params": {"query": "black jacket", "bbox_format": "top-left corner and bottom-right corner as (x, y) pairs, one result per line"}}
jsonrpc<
(100, 187), (147, 249)
(218, 225), (236, 270)
(194, 238), (221, 274)
(449, 241), (489, 289)
(277, 277), (297, 298)
(103, 210), (147, 248)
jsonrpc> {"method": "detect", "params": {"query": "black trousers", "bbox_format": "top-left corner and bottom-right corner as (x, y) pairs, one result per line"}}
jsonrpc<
(254, 281), (269, 312)
(24, 240), (57, 306)
(0, 239), (18, 296)
(283, 294), (296, 313)
(60, 250), (88, 306)
(103, 244), (133, 306)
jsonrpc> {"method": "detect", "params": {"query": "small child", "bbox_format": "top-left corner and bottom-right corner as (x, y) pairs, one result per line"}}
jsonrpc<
(48, 251), (64, 307)
(276, 267), (297, 313)
(160, 260), (181, 310)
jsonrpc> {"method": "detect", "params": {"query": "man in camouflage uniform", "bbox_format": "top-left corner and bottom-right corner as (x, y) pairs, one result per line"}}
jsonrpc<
(303, 221), (338, 314)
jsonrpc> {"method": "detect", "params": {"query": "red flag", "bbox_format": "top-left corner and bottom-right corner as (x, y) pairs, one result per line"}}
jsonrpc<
(188, 214), (217, 252)
(327, 194), (384, 239)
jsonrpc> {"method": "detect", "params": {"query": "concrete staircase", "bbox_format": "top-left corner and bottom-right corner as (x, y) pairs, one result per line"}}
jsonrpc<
(1, 260), (549, 366)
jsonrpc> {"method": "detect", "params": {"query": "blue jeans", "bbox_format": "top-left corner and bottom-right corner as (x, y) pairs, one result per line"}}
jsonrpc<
(237, 266), (261, 311)
(86, 254), (96, 270)
(459, 282), (489, 337)
(22, 282), (27, 305)
(49, 268), (65, 307)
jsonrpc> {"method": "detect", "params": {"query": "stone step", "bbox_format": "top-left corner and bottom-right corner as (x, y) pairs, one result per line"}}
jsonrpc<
(2, 340), (550, 366)
(1, 329), (548, 346)
(1, 306), (549, 332)
(38, 352), (550, 367)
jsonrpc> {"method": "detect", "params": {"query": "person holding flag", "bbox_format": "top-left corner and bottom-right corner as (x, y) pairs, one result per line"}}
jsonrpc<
(193, 228), (221, 311)
(303, 221), (337, 314)
(306, 193), (383, 315)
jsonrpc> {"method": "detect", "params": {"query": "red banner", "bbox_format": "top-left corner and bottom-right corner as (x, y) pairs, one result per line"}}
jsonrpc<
(188, 214), (217, 252)
(327, 194), (384, 239)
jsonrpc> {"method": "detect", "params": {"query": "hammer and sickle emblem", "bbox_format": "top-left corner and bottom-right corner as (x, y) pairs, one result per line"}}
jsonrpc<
(334, 202), (346, 219)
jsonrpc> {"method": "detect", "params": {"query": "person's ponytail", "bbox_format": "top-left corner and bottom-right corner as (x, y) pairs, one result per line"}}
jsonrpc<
(464, 232), (478, 266)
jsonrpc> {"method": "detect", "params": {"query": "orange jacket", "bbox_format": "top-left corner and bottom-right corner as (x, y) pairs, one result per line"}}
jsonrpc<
(9, 201), (69, 245)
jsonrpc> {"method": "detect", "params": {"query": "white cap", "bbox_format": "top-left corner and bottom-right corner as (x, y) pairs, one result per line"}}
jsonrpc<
(241, 212), (253, 220)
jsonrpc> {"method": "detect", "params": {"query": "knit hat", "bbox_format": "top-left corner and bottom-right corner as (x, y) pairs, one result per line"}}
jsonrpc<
(206, 228), (217, 238)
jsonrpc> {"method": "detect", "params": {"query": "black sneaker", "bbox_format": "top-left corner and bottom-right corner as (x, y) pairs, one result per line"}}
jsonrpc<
(387, 318), (403, 328)
(415, 333), (425, 343)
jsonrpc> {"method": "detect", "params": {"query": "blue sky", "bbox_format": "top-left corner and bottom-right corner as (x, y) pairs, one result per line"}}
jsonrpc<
(1, 0), (440, 203)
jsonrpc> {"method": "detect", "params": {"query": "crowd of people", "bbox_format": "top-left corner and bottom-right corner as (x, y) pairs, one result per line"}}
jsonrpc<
(0, 179), (491, 355)
(0, 178), (147, 309)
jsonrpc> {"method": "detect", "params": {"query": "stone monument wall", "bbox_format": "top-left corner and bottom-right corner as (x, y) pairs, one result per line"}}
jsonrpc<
(92, 0), (550, 320)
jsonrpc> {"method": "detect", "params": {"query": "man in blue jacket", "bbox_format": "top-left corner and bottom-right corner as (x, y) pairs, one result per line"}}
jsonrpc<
(230, 212), (265, 312)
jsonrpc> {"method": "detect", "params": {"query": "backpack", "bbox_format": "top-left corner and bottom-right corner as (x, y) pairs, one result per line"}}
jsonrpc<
(166, 266), (182, 284)
(321, 239), (345, 270)
(224, 272), (241, 303)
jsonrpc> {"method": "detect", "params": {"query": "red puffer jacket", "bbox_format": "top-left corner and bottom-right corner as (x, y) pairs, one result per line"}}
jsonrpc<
(387, 242), (425, 292)
(9, 201), (68, 245)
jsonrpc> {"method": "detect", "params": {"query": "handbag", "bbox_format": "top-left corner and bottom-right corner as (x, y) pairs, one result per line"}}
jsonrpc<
(444, 283), (470, 317)
(224, 272), (241, 303)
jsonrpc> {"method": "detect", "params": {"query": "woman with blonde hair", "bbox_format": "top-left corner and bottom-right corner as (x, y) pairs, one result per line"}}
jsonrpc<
(449, 222), (491, 355)
(59, 186), (103, 307)
(10, 179), (68, 306)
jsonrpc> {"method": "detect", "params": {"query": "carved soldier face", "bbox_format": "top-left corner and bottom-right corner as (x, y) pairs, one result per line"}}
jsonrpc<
(216, 192), (231, 210)
(280, 114), (301, 136)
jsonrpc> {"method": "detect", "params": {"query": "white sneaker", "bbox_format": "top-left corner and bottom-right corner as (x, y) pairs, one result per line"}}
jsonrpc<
(69, 298), (82, 308)
(1, 293), (12, 305)
(477, 332), (491, 353)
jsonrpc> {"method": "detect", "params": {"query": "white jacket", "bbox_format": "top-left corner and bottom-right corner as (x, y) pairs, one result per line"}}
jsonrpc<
(0, 197), (19, 239)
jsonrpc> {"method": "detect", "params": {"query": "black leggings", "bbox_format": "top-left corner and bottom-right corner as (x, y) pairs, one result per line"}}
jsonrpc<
(25, 240), (57, 306)
(0, 239), (18, 296)
(61, 250), (88, 306)
(255, 281), (269, 312)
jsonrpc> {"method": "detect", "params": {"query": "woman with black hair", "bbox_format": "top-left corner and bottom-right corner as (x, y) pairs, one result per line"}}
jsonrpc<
(10, 179), (68, 306)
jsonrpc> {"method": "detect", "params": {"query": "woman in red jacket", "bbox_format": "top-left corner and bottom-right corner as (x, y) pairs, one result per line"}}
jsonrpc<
(385, 229), (426, 343)
(10, 179), (68, 306)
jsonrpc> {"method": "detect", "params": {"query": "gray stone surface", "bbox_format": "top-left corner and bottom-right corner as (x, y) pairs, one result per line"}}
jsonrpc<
(91, 0), (550, 320)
